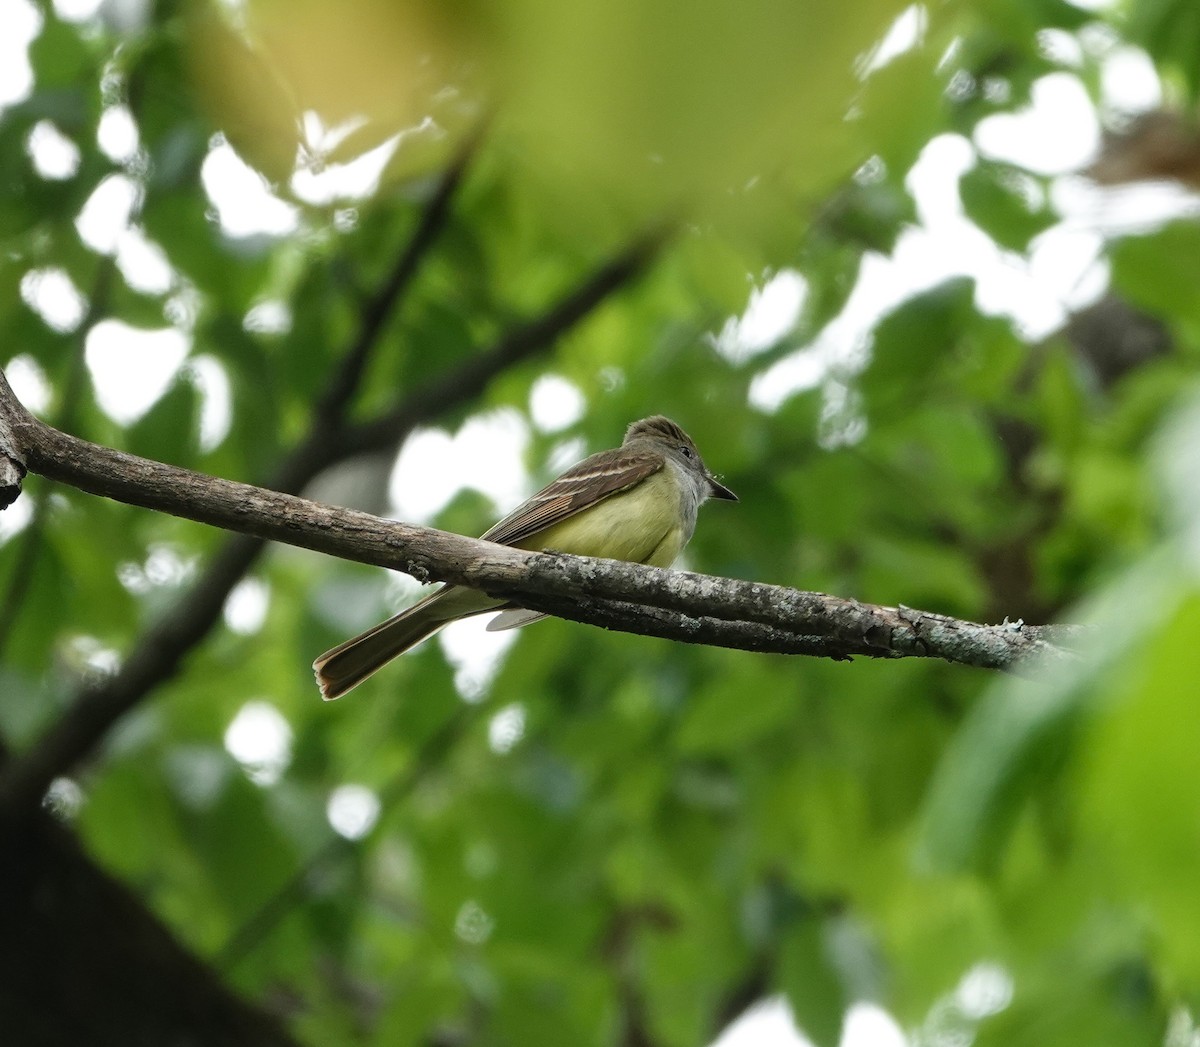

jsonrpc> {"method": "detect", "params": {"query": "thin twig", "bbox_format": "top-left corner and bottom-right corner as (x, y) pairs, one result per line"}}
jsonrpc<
(333, 227), (667, 459)
(312, 127), (483, 430)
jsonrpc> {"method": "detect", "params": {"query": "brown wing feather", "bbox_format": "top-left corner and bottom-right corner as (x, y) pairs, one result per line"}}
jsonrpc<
(481, 448), (664, 547)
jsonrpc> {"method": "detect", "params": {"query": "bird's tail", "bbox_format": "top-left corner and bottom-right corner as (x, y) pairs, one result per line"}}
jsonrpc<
(313, 587), (484, 700)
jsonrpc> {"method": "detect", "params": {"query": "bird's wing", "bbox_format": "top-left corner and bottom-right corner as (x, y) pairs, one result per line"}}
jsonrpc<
(480, 448), (664, 547)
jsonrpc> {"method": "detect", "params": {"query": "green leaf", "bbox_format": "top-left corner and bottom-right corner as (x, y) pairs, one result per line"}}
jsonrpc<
(918, 551), (1182, 873)
(1076, 593), (1200, 983)
(860, 278), (977, 409)
(674, 671), (797, 755)
(780, 916), (849, 1047)
(1110, 222), (1200, 325)
(127, 370), (202, 467)
(959, 163), (1055, 252)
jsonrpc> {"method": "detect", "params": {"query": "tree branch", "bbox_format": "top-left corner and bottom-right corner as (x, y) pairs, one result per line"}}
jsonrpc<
(311, 126), (482, 430)
(15, 401), (1080, 667)
(0, 402), (24, 509)
(0, 380), (1083, 812)
(0, 809), (302, 1046)
(332, 227), (666, 459)
(0, 137), (479, 803)
(0, 224), (667, 812)
(3, 385), (1084, 673)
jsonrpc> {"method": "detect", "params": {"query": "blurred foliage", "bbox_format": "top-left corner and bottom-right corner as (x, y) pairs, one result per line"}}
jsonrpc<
(3, 0), (1200, 1044)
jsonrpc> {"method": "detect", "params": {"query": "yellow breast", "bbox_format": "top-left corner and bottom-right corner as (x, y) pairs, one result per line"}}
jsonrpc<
(515, 469), (686, 567)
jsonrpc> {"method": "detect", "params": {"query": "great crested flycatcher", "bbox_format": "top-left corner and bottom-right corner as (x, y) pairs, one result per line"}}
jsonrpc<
(313, 415), (736, 699)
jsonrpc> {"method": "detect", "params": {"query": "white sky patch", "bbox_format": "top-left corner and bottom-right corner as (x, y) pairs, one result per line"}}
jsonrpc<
(860, 4), (926, 77)
(713, 269), (807, 364)
(708, 998), (908, 1047)
(201, 139), (299, 238)
(68, 634), (120, 677)
(52, 0), (104, 21)
(389, 410), (531, 524)
(224, 700), (292, 786)
(739, 64), (1161, 417)
(0, 491), (33, 542)
(1027, 226), (1107, 310)
(95, 0), (151, 32)
(1100, 46), (1161, 112)
(749, 343), (834, 410)
(709, 996), (812, 1047)
(383, 571), (427, 608)
(4, 354), (51, 413)
(488, 703), (526, 753)
(439, 615), (518, 703)
(842, 1004), (908, 1047)
(189, 354), (234, 450)
(117, 543), (197, 595)
(748, 127), (1132, 415)
(326, 783), (381, 839)
(913, 132), (975, 224)
(293, 134), (400, 205)
(292, 140), (398, 205)
(818, 380), (868, 449)
(454, 899), (495, 944)
(97, 104), (139, 163)
(224, 577), (269, 635)
(140, 544), (194, 586)
(44, 776), (85, 819)
(116, 226), (174, 294)
(164, 287), (201, 331)
(974, 73), (1099, 175)
(301, 110), (352, 153)
(529, 374), (585, 432)
(915, 962), (1013, 1043)
(76, 173), (139, 254)
(20, 267), (87, 332)
(85, 319), (190, 425)
(545, 435), (588, 476)
(892, 135), (1087, 331)
(115, 562), (147, 595)
(291, 112), (441, 205)
(749, 251), (887, 411)
(1036, 28), (1083, 67)
(244, 299), (293, 335)
(1166, 1009), (1200, 1047)
(956, 962), (1013, 1019)
(1052, 176), (1200, 236)
(0, 0), (40, 111)
(27, 120), (80, 180)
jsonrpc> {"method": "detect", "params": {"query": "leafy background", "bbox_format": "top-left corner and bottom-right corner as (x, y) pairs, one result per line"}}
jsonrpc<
(2, 0), (1200, 1044)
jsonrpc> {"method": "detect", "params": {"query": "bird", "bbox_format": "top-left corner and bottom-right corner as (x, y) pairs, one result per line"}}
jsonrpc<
(313, 415), (737, 699)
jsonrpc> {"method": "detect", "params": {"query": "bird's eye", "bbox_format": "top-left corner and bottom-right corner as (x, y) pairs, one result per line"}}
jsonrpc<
(679, 445), (693, 459)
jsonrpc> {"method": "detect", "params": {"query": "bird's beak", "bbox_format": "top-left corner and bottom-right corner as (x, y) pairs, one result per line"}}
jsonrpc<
(707, 475), (738, 501)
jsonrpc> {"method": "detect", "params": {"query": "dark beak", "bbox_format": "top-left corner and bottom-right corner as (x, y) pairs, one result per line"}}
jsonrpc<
(707, 475), (738, 502)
